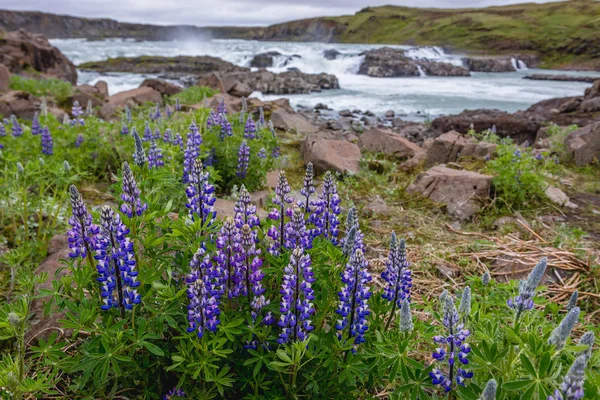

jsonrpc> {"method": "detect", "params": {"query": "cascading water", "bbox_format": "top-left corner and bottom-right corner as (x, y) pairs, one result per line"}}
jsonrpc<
(416, 65), (427, 77)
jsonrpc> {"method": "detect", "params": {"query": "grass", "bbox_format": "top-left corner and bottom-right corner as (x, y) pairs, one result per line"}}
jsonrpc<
(170, 86), (218, 106)
(9, 76), (73, 105)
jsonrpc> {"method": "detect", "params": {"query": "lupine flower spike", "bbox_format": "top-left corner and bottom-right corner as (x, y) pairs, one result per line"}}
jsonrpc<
(234, 186), (260, 231)
(237, 140), (250, 178)
(336, 248), (372, 349)
(41, 126), (53, 155)
(67, 185), (100, 260)
(309, 171), (341, 243)
(31, 113), (41, 135)
(214, 217), (241, 299)
(143, 121), (153, 142)
(120, 162), (148, 218)
(577, 331), (595, 360)
(548, 307), (580, 350)
(186, 246), (220, 338)
(11, 115), (22, 137)
(75, 133), (84, 148)
(278, 246), (315, 344)
(482, 271), (491, 285)
(183, 135), (199, 183)
(430, 294), (473, 393)
(567, 290), (578, 311)
(382, 234), (412, 329)
(132, 128), (147, 167)
(185, 159), (216, 229)
(341, 207), (364, 258)
(508, 257), (547, 321)
(399, 299), (413, 332)
(72, 101), (84, 125)
(93, 206), (140, 315)
(479, 379), (497, 400)
(459, 286), (472, 323)
(244, 116), (256, 139)
(148, 138), (165, 169)
(548, 355), (587, 400)
(163, 388), (185, 400)
(257, 148), (267, 159)
(267, 171), (294, 256)
(121, 122), (129, 135)
(0, 121), (5, 136)
(299, 162), (315, 214)
(86, 99), (93, 116)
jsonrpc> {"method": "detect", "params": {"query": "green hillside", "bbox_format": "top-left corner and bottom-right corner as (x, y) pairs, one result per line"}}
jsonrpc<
(257, 0), (600, 69)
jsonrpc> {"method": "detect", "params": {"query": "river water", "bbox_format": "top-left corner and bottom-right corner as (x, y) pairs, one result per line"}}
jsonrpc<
(51, 38), (600, 119)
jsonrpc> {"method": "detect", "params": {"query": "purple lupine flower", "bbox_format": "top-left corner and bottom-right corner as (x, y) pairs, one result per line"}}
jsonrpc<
(153, 104), (161, 121)
(67, 185), (100, 260)
(239, 224), (271, 324)
(11, 115), (22, 137)
(121, 123), (129, 135)
(204, 147), (217, 167)
(125, 106), (132, 124)
(309, 171), (341, 243)
(132, 128), (147, 168)
(257, 148), (267, 159)
(298, 163), (315, 214)
(234, 186), (260, 230)
(163, 388), (185, 400)
(31, 113), (41, 135)
(75, 133), (84, 148)
(507, 257), (547, 319)
(148, 138), (165, 169)
(535, 153), (543, 161)
(214, 217), (242, 299)
(185, 159), (216, 227)
(269, 120), (276, 138)
(93, 206), (141, 313)
(244, 116), (257, 139)
(284, 207), (311, 250)
(272, 146), (280, 158)
(163, 128), (172, 144)
(335, 248), (372, 347)
(430, 294), (473, 393)
(189, 121), (203, 149)
(175, 98), (181, 112)
(237, 140), (250, 179)
(154, 126), (161, 140)
(341, 206), (364, 258)
(173, 133), (184, 150)
(143, 121), (153, 142)
(277, 246), (315, 344)
(183, 136), (198, 184)
(217, 98), (226, 115)
(548, 355), (587, 400)
(186, 246), (221, 338)
(258, 106), (265, 129)
(41, 125), (53, 155)
(72, 101), (84, 125)
(120, 161), (148, 218)
(207, 109), (216, 131)
(165, 104), (172, 119)
(381, 233), (412, 328)
(267, 171), (294, 256)
(0, 121), (6, 136)
(86, 100), (93, 116)
(219, 115), (232, 140)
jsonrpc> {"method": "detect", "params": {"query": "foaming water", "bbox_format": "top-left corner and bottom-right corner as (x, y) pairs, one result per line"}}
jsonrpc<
(52, 38), (599, 118)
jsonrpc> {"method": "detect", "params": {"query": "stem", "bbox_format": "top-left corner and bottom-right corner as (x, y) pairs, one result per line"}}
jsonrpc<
(385, 267), (403, 331)
(385, 301), (397, 331)
(448, 324), (455, 392)
(279, 202), (284, 249)
(109, 231), (126, 319)
(292, 257), (301, 342)
(22, 186), (29, 243)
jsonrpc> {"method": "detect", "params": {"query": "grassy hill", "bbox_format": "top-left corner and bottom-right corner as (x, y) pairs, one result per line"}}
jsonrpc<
(255, 0), (600, 69)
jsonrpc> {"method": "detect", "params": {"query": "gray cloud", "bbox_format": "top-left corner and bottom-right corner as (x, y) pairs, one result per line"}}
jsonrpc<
(2, 0), (563, 26)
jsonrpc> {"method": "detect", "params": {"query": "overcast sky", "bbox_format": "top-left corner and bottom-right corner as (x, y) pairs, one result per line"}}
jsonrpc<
(2, 0), (563, 26)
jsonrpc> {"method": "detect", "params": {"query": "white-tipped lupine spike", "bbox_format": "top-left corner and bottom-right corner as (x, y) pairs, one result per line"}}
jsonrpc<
(567, 290), (578, 311)
(478, 379), (497, 400)
(459, 286), (472, 317)
(63, 160), (71, 172)
(399, 299), (413, 332)
(548, 307), (580, 350)
(482, 271), (491, 286)
(559, 355), (587, 399)
(523, 257), (547, 296)
(578, 331), (595, 360)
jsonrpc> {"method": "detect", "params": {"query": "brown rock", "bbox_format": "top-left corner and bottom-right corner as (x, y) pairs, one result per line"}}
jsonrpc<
(584, 80), (600, 100)
(579, 97), (600, 113)
(229, 81), (253, 98)
(558, 98), (582, 113)
(424, 131), (495, 168)
(270, 108), (318, 133)
(301, 132), (361, 174)
(359, 128), (422, 159)
(108, 86), (162, 108)
(407, 165), (492, 220)
(203, 93), (241, 115)
(564, 121), (600, 166)
(0, 29), (77, 83)
(364, 195), (389, 215)
(94, 80), (109, 96)
(72, 85), (105, 108)
(0, 90), (38, 119)
(140, 78), (182, 96)
(0, 64), (10, 91)
(266, 170), (281, 189)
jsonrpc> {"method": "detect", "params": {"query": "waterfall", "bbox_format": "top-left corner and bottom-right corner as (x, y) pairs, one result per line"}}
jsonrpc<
(417, 65), (427, 77)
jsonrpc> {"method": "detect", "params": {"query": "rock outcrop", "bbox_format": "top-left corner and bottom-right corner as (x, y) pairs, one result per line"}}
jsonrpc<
(301, 132), (361, 174)
(140, 78), (183, 96)
(250, 52), (299, 68)
(463, 55), (538, 72)
(226, 70), (339, 95)
(564, 122), (600, 166)
(424, 131), (497, 168)
(523, 74), (600, 84)
(407, 165), (492, 220)
(99, 87), (162, 119)
(0, 90), (39, 119)
(270, 108), (319, 133)
(358, 128), (422, 159)
(0, 28), (77, 83)
(0, 65), (10, 91)
(358, 47), (470, 77)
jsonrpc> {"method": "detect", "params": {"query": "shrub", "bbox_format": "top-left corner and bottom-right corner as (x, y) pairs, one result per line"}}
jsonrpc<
(171, 86), (219, 106)
(9, 75), (73, 105)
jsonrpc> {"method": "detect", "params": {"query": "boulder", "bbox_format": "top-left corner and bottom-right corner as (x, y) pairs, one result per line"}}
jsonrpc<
(463, 55), (538, 72)
(431, 109), (540, 144)
(94, 80), (109, 96)
(564, 122), (600, 166)
(558, 98), (581, 113)
(270, 108), (319, 133)
(72, 85), (106, 108)
(0, 29), (77, 83)
(544, 186), (577, 208)
(385, 110), (395, 118)
(323, 49), (341, 60)
(230, 69), (339, 95)
(301, 132), (361, 174)
(140, 78), (182, 96)
(250, 52), (282, 68)
(424, 130), (496, 168)
(0, 65), (10, 91)
(228, 81), (253, 98)
(359, 128), (422, 159)
(584, 80), (600, 100)
(0, 90), (38, 119)
(364, 195), (389, 215)
(108, 86), (162, 108)
(579, 97), (600, 113)
(407, 165), (492, 220)
(418, 60), (470, 77)
(196, 72), (228, 93)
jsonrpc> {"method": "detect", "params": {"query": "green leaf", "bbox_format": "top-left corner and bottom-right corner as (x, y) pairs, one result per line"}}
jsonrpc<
(539, 351), (551, 377)
(141, 341), (165, 356)
(276, 349), (292, 364)
(503, 379), (534, 390)
(520, 353), (537, 378)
